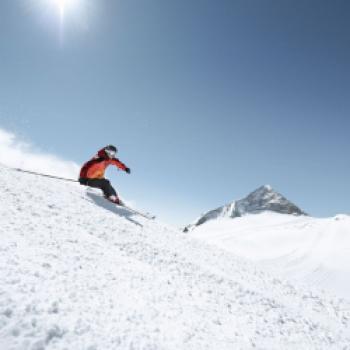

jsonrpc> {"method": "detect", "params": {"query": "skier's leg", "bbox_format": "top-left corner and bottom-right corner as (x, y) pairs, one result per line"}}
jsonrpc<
(99, 179), (117, 198)
(85, 179), (121, 204)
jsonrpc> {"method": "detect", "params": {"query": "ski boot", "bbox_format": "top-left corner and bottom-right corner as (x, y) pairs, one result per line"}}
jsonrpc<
(108, 195), (124, 206)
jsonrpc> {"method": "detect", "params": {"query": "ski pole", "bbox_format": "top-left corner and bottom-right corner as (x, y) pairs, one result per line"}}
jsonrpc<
(12, 167), (78, 183)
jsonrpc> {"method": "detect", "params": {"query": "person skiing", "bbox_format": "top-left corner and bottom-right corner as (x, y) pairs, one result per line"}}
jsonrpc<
(79, 145), (130, 205)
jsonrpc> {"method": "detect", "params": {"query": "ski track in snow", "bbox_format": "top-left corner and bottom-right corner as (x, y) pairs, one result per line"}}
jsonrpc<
(1, 166), (350, 350)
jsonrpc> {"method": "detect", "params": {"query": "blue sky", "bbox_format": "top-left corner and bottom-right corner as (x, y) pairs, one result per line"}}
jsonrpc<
(0, 0), (349, 226)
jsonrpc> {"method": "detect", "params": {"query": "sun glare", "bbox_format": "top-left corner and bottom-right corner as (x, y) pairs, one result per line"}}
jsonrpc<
(50, 0), (80, 18)
(27, 0), (93, 43)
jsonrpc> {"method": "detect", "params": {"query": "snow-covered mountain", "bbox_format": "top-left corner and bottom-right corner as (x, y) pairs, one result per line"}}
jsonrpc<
(1, 166), (350, 349)
(187, 187), (350, 300)
(184, 185), (306, 232)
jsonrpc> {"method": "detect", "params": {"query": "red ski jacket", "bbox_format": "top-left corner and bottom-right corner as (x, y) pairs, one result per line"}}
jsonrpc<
(79, 148), (128, 179)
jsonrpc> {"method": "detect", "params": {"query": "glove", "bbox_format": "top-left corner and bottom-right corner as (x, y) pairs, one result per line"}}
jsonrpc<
(125, 167), (131, 174)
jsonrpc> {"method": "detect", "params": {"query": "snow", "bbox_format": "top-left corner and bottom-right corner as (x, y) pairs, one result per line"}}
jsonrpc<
(191, 212), (350, 300)
(1, 165), (350, 349)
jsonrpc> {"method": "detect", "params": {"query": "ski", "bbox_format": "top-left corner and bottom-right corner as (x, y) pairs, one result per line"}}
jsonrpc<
(120, 204), (155, 220)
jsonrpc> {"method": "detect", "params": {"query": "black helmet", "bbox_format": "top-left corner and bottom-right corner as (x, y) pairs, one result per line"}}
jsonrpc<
(105, 145), (118, 158)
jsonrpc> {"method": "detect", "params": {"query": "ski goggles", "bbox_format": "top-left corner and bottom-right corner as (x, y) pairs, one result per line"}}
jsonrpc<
(105, 149), (117, 158)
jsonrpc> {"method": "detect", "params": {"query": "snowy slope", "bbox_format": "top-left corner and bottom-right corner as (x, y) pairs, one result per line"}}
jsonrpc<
(191, 212), (350, 300)
(1, 166), (350, 350)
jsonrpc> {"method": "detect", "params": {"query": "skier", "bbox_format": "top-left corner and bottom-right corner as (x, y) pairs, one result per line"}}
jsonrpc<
(79, 145), (131, 205)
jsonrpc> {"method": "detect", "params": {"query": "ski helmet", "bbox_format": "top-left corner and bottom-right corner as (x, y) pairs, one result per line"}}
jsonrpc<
(105, 145), (117, 158)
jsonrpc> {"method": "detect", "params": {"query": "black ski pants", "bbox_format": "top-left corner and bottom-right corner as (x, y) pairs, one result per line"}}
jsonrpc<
(79, 178), (117, 198)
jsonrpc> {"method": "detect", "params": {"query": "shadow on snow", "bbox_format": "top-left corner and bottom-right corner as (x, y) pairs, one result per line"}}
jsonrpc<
(86, 192), (143, 227)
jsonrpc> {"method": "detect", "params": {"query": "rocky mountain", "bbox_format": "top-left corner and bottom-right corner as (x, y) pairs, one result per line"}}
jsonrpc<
(185, 185), (307, 231)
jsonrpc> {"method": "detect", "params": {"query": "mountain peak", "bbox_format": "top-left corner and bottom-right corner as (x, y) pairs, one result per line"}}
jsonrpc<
(259, 184), (273, 191)
(240, 185), (306, 216)
(249, 184), (274, 197)
(185, 185), (307, 231)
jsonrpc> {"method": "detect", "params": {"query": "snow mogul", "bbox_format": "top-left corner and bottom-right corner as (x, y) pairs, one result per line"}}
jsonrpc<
(79, 145), (131, 205)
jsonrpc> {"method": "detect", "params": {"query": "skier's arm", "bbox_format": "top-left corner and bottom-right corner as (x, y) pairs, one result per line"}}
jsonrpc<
(112, 159), (130, 173)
